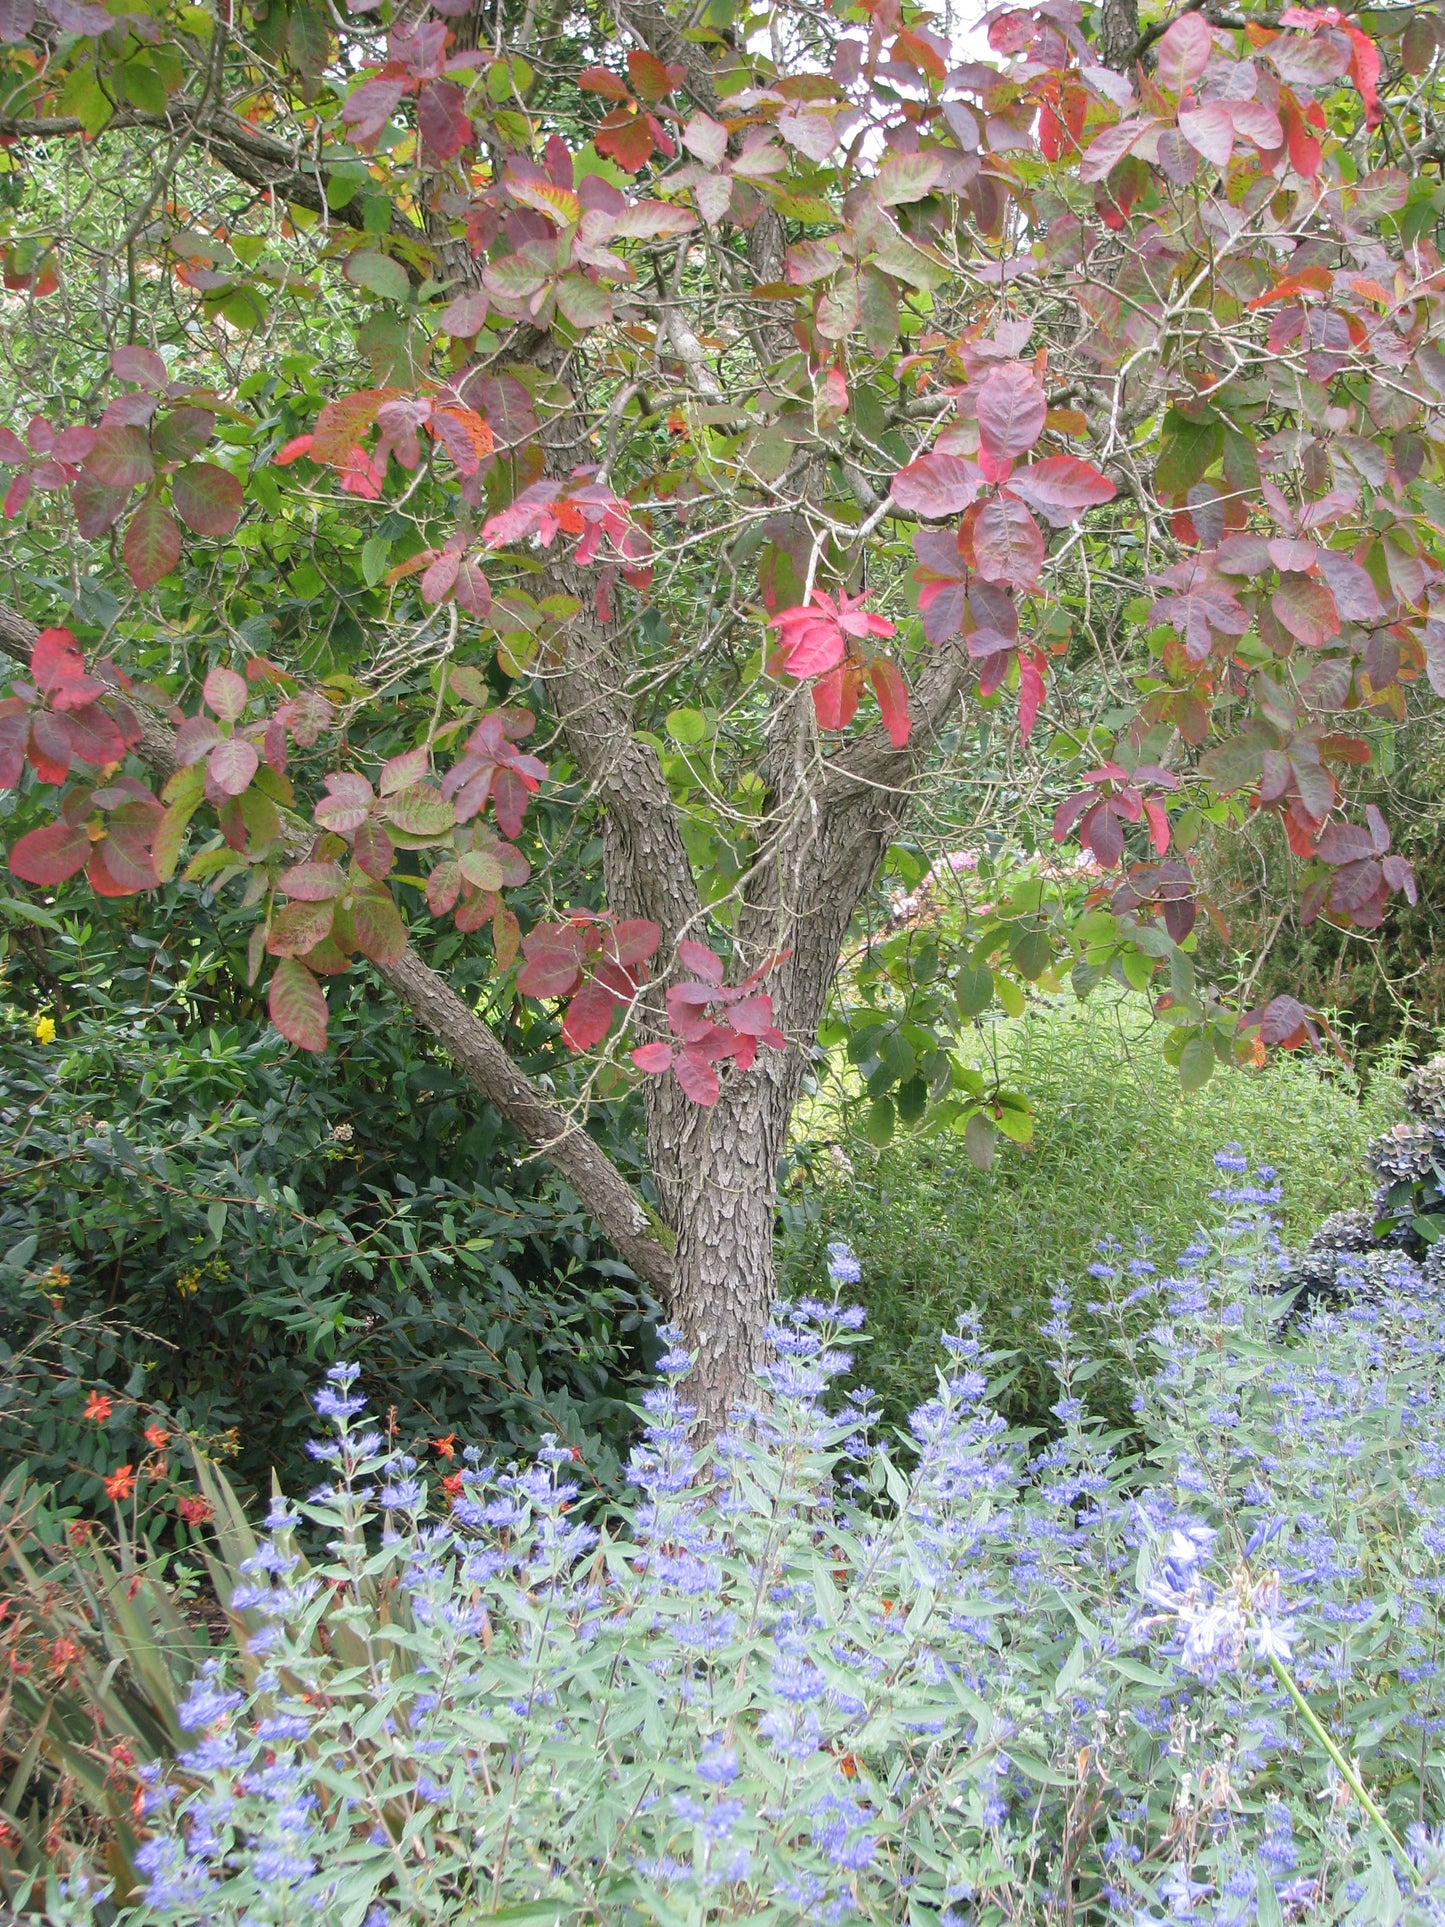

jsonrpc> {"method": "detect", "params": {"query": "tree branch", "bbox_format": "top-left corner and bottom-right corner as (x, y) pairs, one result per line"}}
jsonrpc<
(0, 101), (396, 235)
(0, 600), (675, 1296)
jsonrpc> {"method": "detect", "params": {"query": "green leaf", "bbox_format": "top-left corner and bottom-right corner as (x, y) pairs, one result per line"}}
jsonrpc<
(121, 58), (168, 114)
(286, 2), (330, 75)
(1178, 1031), (1214, 1091)
(1010, 925), (1052, 981)
(954, 962), (994, 1018)
(962, 1111), (994, 1170)
(863, 1096), (895, 1145)
(896, 1074), (929, 1125)
(344, 250), (411, 304)
(361, 535), (393, 587)
(665, 708), (709, 745)
(554, 274), (612, 330)
(1154, 408), (1223, 497)
(993, 971), (1026, 1019)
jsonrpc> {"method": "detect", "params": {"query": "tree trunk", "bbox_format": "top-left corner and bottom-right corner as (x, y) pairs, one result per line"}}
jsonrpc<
(654, 1054), (796, 1424)
(1099, 0), (1139, 72)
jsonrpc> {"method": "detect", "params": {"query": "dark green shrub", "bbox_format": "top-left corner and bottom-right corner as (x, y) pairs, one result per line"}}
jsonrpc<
(0, 889), (661, 1525)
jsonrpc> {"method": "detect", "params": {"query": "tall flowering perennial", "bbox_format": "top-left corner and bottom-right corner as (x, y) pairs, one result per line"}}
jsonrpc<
(25, 1174), (1445, 1924)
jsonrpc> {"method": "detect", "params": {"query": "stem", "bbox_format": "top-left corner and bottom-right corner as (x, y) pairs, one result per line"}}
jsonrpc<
(1268, 1652), (1409, 1866)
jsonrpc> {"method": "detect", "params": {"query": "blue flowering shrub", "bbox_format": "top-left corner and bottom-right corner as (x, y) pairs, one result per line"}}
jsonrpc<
(24, 1157), (1445, 1925)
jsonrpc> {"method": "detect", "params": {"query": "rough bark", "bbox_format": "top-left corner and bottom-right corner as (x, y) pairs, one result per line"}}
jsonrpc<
(1099, 0), (1141, 72)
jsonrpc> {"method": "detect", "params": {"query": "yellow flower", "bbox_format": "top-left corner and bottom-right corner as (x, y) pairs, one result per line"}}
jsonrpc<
(32, 1015), (56, 1045)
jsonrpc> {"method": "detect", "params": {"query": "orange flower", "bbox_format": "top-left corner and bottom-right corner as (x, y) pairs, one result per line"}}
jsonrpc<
(441, 1472), (464, 1499)
(176, 1495), (213, 1527)
(48, 1637), (80, 1677)
(102, 1464), (136, 1502)
(432, 1434), (456, 1460)
(144, 1422), (171, 1450)
(83, 1391), (113, 1423)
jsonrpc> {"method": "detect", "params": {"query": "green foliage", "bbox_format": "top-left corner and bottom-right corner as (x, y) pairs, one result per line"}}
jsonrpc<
(0, 888), (661, 1521)
(783, 991), (1403, 1437)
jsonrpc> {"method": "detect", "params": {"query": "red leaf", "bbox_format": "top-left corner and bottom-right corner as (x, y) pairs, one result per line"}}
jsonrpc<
(1018, 654), (1045, 742)
(1343, 23), (1382, 128)
(517, 926), (586, 998)
(420, 550), (461, 605)
(631, 1041), (674, 1074)
(110, 344), (167, 388)
(677, 939), (724, 984)
(1260, 993), (1312, 1048)
(273, 435), (315, 466)
(674, 1048), (720, 1106)
(87, 423), (154, 489)
(595, 111), (658, 174)
(812, 662), (861, 730)
(350, 886), (407, 965)
(611, 917), (661, 965)
(269, 957), (328, 1052)
(1155, 9), (1213, 91)
(1246, 264), (1333, 310)
(418, 79), (473, 161)
(59, 703), (132, 767)
(1271, 573), (1340, 649)
(867, 658), (911, 748)
(9, 819), (91, 886)
(203, 665), (248, 721)
(1004, 456), (1116, 526)
(1178, 102), (1234, 166)
(579, 65), (631, 100)
(0, 705), (28, 789)
(491, 765), (530, 839)
(628, 47), (684, 102)
(72, 473), (131, 538)
(267, 898), (337, 957)
(208, 736), (259, 797)
(972, 495), (1044, 591)
(279, 860), (347, 901)
(171, 462), (243, 537)
(431, 404), (493, 476)
(31, 627), (92, 698)
(891, 452), (982, 518)
(353, 819), (395, 879)
(340, 75), (410, 151)
(123, 495), (181, 591)
(311, 390), (391, 467)
(314, 771), (375, 834)
(561, 979), (619, 1050)
(976, 363), (1047, 464)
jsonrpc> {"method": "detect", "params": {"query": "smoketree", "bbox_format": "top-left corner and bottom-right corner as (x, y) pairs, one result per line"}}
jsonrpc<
(0, 0), (1437, 1419)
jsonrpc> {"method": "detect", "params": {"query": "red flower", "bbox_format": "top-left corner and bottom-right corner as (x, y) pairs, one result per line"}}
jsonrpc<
(102, 1464), (137, 1502)
(432, 1433), (457, 1460)
(144, 1422), (171, 1450)
(83, 1391), (114, 1423)
(176, 1495), (213, 1527)
(441, 1472), (464, 1499)
(768, 589), (895, 679)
